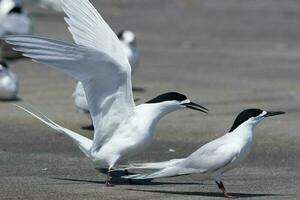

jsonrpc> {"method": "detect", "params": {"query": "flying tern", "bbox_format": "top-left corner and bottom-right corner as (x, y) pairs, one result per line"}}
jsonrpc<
(3, 0), (208, 186)
(0, 60), (18, 100)
(123, 109), (285, 198)
(73, 30), (140, 126)
(0, 0), (32, 59)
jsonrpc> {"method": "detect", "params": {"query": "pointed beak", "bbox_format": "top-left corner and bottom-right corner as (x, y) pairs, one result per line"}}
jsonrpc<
(182, 102), (208, 113)
(265, 111), (285, 117)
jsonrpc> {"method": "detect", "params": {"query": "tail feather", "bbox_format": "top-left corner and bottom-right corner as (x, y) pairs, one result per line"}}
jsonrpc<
(126, 159), (184, 170)
(13, 104), (92, 157)
(122, 166), (181, 180)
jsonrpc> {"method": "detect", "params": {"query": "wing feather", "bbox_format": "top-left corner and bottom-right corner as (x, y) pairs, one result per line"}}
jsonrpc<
(61, 0), (129, 68)
(4, 35), (135, 150)
(4, 0), (136, 151)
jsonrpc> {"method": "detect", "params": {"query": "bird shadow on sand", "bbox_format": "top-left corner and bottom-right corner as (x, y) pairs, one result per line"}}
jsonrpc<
(50, 177), (106, 185)
(49, 176), (206, 186)
(81, 124), (94, 131)
(126, 189), (283, 198)
(133, 86), (146, 93)
(0, 97), (22, 102)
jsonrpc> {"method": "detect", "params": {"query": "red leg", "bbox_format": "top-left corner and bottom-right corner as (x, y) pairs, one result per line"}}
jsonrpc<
(216, 181), (237, 199)
(106, 168), (114, 187)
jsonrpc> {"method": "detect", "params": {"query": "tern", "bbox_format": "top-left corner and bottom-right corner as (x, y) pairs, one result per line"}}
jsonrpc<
(0, 60), (18, 100)
(0, 0), (32, 59)
(73, 30), (140, 126)
(3, 0), (208, 186)
(123, 109), (285, 198)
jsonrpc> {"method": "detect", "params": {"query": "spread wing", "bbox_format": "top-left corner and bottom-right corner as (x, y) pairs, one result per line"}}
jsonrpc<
(62, 0), (129, 69)
(3, 0), (135, 150)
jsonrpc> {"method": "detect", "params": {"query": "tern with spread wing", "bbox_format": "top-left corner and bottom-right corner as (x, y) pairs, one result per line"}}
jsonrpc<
(123, 109), (284, 198)
(3, 0), (208, 186)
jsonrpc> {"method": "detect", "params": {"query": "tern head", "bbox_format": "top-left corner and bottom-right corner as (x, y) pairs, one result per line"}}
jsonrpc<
(229, 108), (285, 132)
(117, 30), (136, 45)
(8, 6), (22, 14)
(0, 61), (9, 72)
(0, 0), (21, 19)
(145, 92), (208, 114)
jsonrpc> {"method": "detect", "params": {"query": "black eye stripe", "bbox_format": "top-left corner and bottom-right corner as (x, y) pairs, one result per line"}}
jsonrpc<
(117, 30), (125, 39)
(146, 92), (187, 104)
(0, 61), (9, 69)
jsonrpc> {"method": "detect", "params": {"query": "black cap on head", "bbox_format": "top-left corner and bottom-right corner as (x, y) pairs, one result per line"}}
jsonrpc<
(0, 61), (9, 69)
(146, 92), (187, 104)
(117, 30), (125, 39)
(229, 109), (263, 132)
(9, 6), (23, 14)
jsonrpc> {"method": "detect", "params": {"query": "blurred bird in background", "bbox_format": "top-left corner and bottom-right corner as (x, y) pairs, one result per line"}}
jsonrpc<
(0, 60), (18, 100)
(35, 0), (62, 12)
(0, 0), (32, 59)
(73, 30), (140, 129)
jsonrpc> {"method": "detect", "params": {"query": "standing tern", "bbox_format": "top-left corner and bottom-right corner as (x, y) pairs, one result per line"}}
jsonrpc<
(0, 0), (32, 59)
(3, 0), (208, 186)
(0, 60), (18, 100)
(73, 30), (140, 127)
(123, 109), (285, 198)
(117, 30), (140, 73)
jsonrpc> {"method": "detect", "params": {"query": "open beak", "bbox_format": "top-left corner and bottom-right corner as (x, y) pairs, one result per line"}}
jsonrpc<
(182, 102), (208, 113)
(265, 111), (285, 117)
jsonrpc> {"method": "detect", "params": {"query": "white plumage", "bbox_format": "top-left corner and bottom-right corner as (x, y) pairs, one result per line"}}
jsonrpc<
(0, 0), (32, 58)
(0, 61), (18, 100)
(72, 30), (140, 121)
(123, 109), (284, 198)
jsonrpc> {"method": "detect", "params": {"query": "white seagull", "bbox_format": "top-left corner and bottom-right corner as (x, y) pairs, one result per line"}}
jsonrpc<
(123, 109), (285, 198)
(0, 0), (32, 59)
(0, 60), (18, 100)
(3, 0), (208, 186)
(72, 30), (140, 126)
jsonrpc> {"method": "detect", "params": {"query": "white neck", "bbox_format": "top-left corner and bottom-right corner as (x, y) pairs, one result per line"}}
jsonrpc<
(135, 103), (180, 133)
(230, 121), (260, 144)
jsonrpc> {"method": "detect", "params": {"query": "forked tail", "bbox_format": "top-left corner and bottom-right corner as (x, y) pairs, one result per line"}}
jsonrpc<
(124, 159), (184, 170)
(13, 104), (93, 158)
(122, 158), (186, 180)
(122, 166), (184, 180)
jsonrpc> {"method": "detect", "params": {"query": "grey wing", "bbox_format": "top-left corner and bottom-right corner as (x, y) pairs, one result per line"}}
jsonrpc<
(183, 139), (239, 173)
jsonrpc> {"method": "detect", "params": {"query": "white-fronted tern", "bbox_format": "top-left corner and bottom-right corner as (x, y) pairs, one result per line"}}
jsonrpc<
(123, 109), (285, 198)
(4, 0), (208, 186)
(0, 0), (32, 59)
